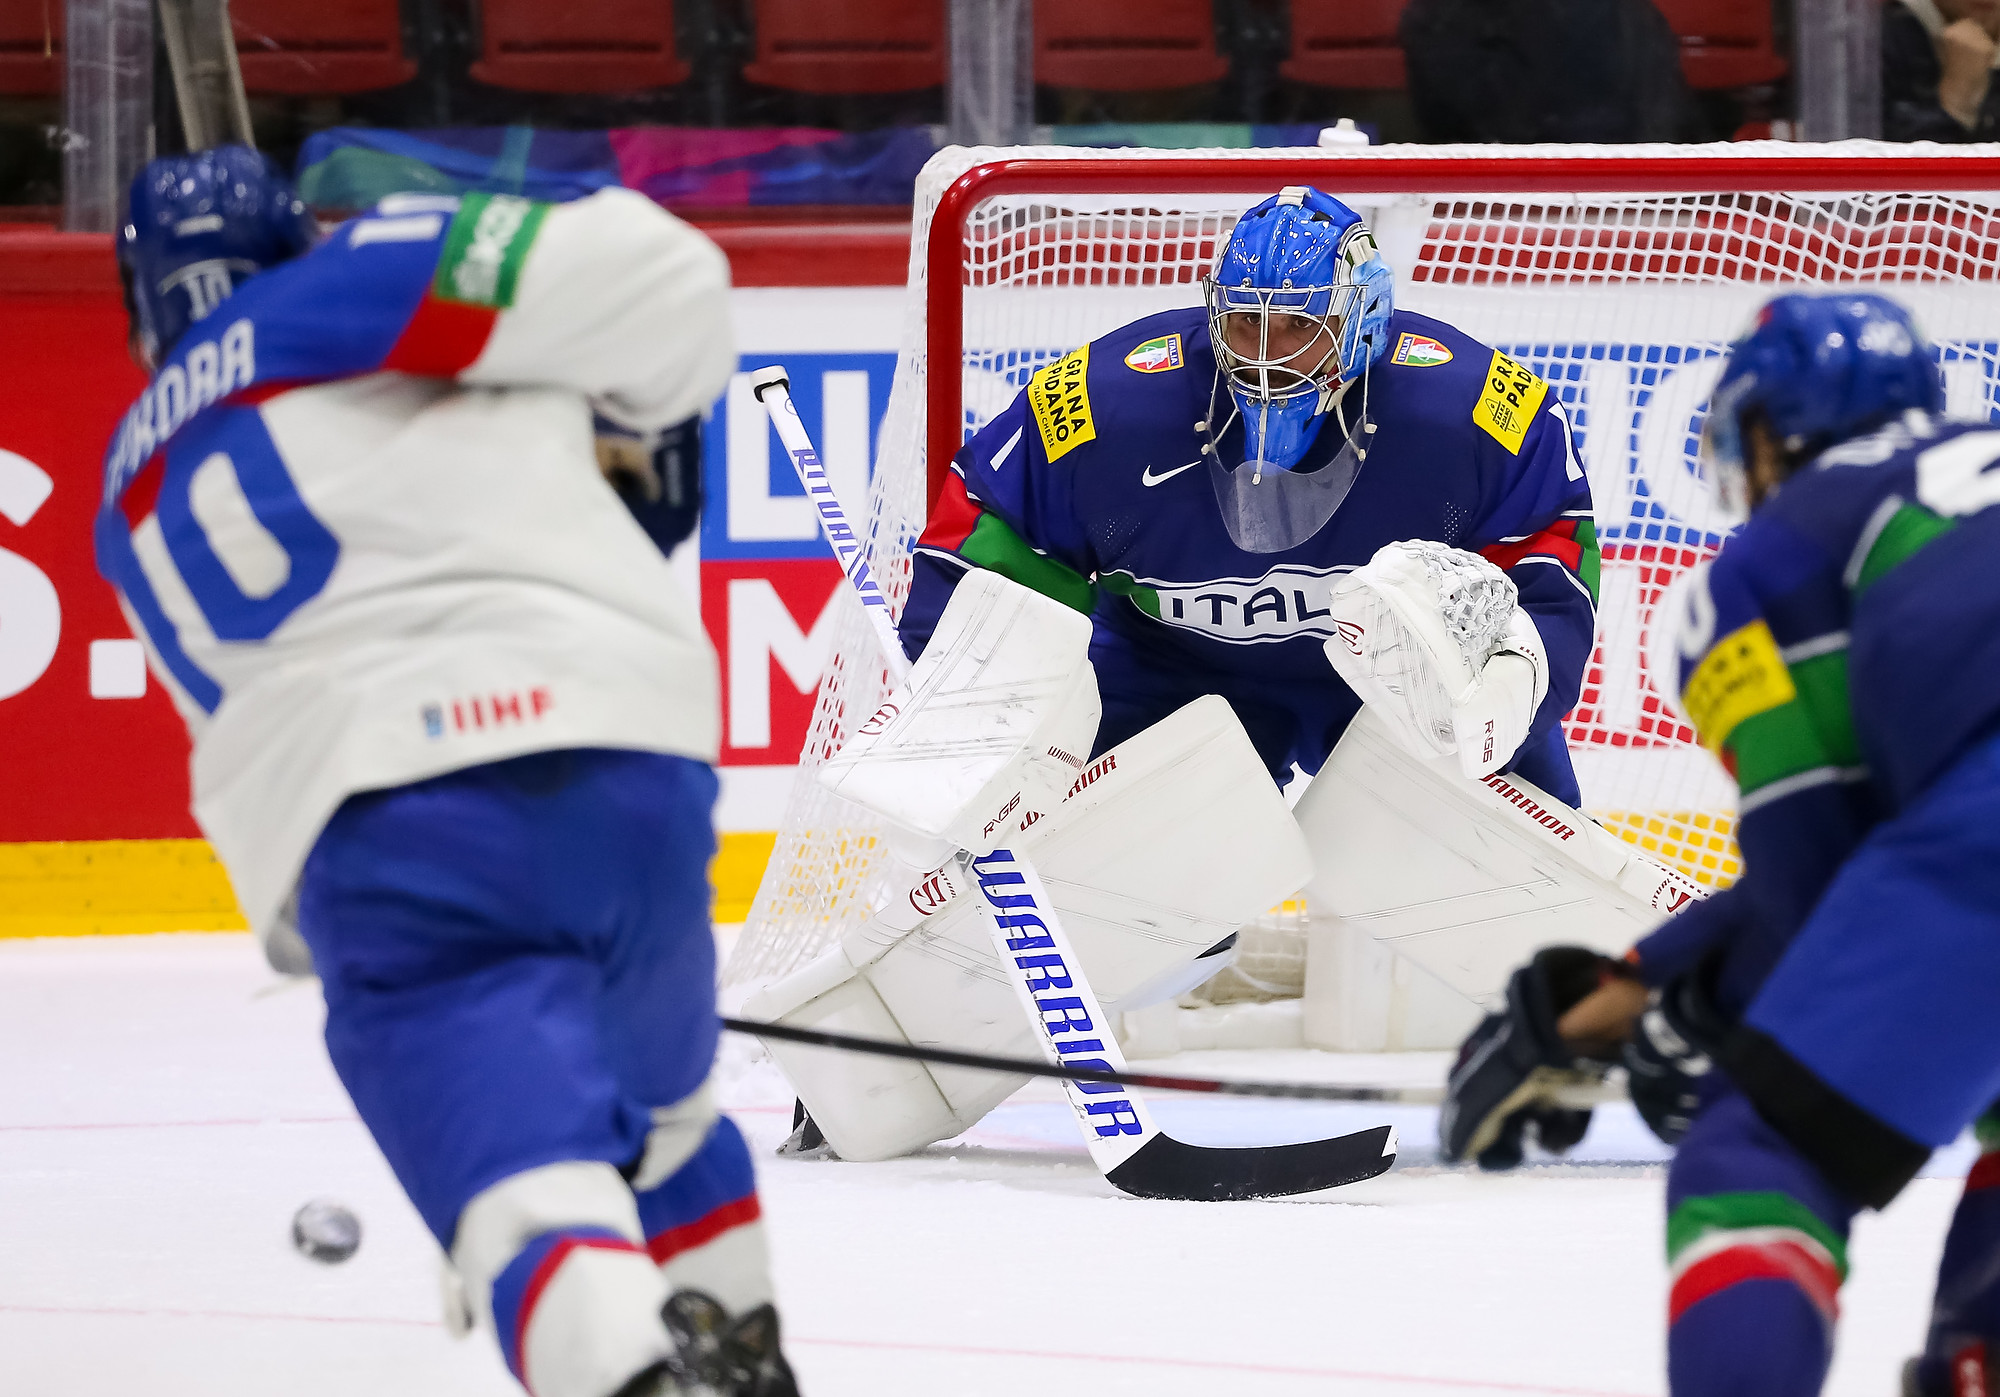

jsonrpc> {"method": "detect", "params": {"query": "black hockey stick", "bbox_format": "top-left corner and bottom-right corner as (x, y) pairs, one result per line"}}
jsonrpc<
(725, 1015), (1401, 1200)
(724, 1015), (1446, 1105)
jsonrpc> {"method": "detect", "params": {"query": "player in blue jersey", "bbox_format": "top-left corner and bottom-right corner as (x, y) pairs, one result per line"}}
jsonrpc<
(1441, 292), (2000, 1397)
(100, 147), (793, 1397)
(903, 185), (1598, 806)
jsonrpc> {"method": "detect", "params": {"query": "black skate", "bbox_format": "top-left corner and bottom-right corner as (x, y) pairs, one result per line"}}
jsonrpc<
(775, 1099), (836, 1160)
(661, 1290), (801, 1397)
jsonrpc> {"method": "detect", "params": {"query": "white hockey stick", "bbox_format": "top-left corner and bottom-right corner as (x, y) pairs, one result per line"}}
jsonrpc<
(749, 365), (1397, 1198)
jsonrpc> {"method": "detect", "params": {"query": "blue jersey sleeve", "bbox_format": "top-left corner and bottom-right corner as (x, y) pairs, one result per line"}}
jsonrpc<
(1464, 389), (1599, 745)
(901, 358), (1103, 659)
(1653, 530), (1878, 1012)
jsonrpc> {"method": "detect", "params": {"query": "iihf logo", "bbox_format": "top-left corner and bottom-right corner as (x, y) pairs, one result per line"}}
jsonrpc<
(421, 686), (553, 739)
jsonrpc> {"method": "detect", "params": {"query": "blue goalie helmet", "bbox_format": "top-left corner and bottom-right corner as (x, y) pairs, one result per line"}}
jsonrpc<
(119, 145), (318, 366)
(1700, 292), (1942, 521)
(1204, 186), (1395, 474)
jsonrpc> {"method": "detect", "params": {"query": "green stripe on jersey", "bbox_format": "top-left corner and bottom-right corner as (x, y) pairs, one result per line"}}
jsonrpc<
(1725, 650), (1859, 797)
(1099, 570), (1161, 619)
(958, 513), (1098, 616)
(435, 192), (549, 309)
(1667, 1192), (1850, 1278)
(1853, 502), (1956, 597)
(1575, 517), (1601, 604)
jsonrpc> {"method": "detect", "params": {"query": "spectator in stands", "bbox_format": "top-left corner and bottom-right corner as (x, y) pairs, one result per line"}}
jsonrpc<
(1884, 0), (2000, 140)
(1399, 0), (1708, 143)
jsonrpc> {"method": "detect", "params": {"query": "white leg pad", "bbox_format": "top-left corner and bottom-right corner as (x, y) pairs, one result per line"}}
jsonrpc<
(1296, 708), (1705, 1008)
(748, 695), (1312, 1161)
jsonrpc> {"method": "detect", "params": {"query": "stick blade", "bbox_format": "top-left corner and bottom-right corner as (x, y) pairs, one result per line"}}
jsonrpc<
(1103, 1124), (1398, 1201)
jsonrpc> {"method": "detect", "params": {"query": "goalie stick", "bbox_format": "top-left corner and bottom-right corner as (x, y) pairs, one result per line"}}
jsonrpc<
(728, 1014), (1619, 1111)
(749, 365), (1398, 1199)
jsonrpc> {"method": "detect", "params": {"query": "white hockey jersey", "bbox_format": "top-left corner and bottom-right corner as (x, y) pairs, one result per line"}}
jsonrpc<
(94, 187), (733, 948)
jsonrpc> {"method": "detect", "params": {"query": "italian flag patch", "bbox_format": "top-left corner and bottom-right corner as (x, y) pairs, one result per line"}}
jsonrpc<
(1124, 334), (1184, 374)
(1391, 333), (1453, 367)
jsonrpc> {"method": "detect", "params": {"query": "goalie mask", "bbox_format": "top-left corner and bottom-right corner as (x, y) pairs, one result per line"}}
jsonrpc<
(1204, 187), (1395, 478)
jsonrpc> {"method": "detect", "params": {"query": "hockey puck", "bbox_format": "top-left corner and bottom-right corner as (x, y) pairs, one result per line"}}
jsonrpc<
(291, 1199), (362, 1264)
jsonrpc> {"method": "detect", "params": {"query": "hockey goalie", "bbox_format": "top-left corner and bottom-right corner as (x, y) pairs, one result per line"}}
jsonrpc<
(752, 186), (1700, 1165)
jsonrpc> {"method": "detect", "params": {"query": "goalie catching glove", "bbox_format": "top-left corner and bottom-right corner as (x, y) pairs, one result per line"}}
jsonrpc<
(1323, 539), (1548, 780)
(1440, 946), (1633, 1169)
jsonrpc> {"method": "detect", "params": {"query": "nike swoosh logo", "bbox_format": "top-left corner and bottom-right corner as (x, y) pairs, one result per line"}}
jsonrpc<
(1141, 460), (1203, 487)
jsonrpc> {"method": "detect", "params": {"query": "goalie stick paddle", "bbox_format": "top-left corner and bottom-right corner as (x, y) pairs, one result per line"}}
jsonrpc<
(749, 364), (1401, 1199)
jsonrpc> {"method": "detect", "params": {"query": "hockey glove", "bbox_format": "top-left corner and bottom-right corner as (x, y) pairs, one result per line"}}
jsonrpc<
(1323, 540), (1549, 781)
(1623, 971), (1726, 1146)
(1440, 946), (1625, 1169)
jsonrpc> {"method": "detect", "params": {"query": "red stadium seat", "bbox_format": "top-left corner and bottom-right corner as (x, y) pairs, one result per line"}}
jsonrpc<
(231, 0), (417, 95)
(741, 0), (944, 96)
(1034, 0), (1229, 91)
(471, 0), (691, 94)
(1279, 0), (1408, 90)
(1653, 0), (1788, 88)
(0, 0), (61, 98)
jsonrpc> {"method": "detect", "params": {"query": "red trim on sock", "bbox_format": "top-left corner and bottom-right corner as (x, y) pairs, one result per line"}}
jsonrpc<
(1669, 1239), (1841, 1328)
(511, 1236), (646, 1381)
(916, 471), (984, 554)
(1481, 519), (1584, 575)
(381, 295), (498, 378)
(647, 1195), (762, 1266)
(1966, 1153), (2000, 1193)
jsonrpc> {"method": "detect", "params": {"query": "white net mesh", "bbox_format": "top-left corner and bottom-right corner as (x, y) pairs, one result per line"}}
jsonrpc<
(724, 141), (2000, 990)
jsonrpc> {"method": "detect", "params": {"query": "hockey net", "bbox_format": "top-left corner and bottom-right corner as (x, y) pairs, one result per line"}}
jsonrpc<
(724, 142), (2000, 993)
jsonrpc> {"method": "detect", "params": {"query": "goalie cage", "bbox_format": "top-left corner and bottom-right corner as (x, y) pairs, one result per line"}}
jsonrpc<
(724, 141), (2000, 1039)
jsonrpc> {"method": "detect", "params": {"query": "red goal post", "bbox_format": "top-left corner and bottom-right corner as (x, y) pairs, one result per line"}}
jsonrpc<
(726, 143), (2000, 992)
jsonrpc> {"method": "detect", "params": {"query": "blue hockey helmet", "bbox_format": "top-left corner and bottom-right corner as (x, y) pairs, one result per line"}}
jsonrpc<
(1699, 292), (1942, 520)
(1205, 186), (1395, 474)
(118, 145), (317, 365)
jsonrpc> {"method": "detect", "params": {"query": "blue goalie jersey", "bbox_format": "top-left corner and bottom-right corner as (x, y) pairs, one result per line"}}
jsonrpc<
(903, 305), (1600, 801)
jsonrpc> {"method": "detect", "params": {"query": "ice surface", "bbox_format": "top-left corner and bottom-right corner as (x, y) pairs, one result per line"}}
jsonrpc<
(0, 935), (1969, 1396)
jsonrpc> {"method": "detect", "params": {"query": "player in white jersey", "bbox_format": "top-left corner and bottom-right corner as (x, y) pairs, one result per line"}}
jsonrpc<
(96, 146), (794, 1397)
